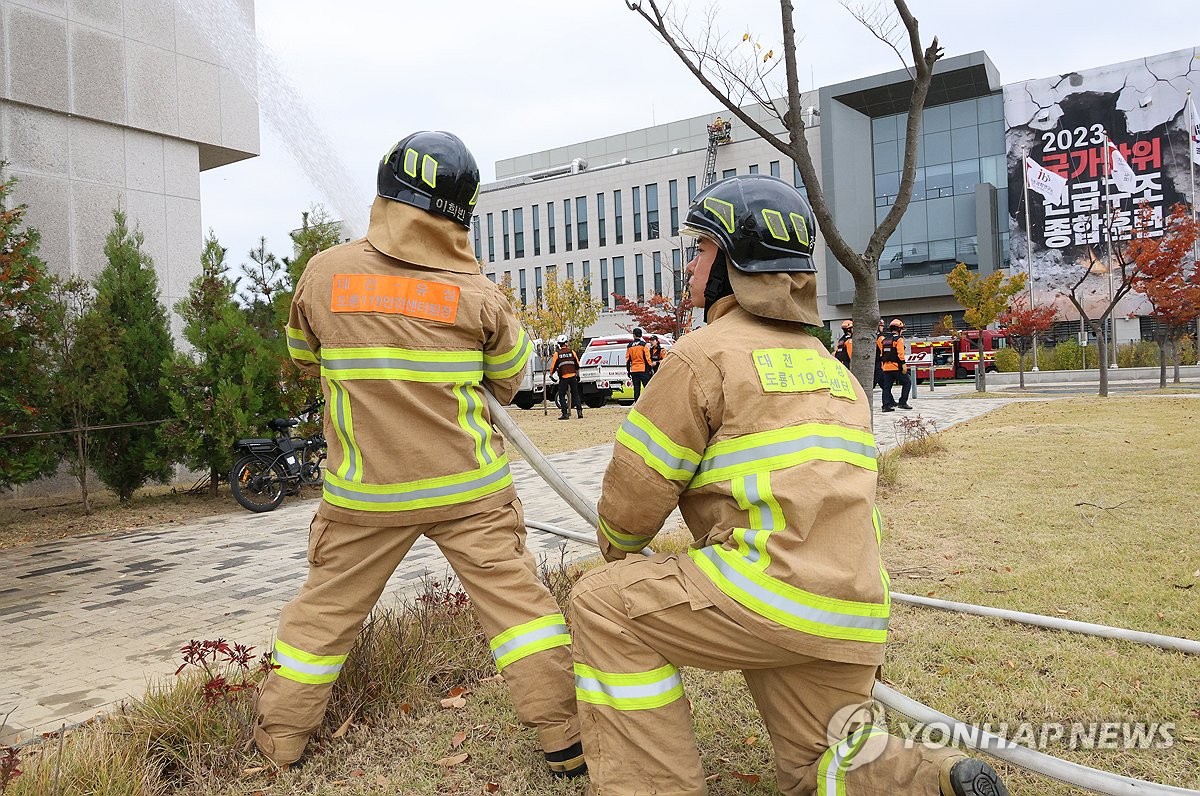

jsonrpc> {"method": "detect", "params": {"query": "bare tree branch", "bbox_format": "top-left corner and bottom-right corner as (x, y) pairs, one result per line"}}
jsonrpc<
(840, 1), (913, 79)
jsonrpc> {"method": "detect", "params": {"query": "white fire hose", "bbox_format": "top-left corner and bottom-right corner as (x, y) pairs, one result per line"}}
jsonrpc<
(486, 393), (1200, 794)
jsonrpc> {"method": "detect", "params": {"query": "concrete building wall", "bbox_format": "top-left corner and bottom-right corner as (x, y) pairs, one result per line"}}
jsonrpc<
(0, 0), (259, 332)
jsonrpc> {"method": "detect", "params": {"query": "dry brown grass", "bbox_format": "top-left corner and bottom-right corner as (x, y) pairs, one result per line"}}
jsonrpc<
(503, 402), (628, 461)
(878, 396), (1200, 793)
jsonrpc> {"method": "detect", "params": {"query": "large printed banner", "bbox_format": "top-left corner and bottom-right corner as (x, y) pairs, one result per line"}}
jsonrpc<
(1004, 48), (1199, 320)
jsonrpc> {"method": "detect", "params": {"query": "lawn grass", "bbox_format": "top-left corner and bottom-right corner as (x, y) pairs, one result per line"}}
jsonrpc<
(5, 396), (1198, 794)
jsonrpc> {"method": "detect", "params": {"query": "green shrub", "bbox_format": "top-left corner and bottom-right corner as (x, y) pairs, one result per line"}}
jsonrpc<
(1116, 340), (1160, 369)
(1179, 334), (1197, 366)
(993, 347), (1020, 372)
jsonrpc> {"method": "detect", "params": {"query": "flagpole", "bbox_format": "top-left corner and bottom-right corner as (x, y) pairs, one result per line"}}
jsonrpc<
(1023, 148), (1039, 372)
(1103, 131), (1117, 368)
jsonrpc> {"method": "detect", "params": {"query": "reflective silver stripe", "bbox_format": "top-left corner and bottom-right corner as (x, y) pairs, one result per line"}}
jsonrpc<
(574, 671), (682, 701)
(322, 356), (481, 376)
(698, 434), (875, 477)
(619, 418), (700, 478)
(461, 385), (495, 465)
(485, 334), (532, 375)
(288, 336), (312, 352)
(324, 462), (511, 505)
(272, 648), (342, 678)
(492, 622), (569, 663)
(696, 547), (889, 632)
(741, 474), (775, 565)
(331, 380), (358, 482)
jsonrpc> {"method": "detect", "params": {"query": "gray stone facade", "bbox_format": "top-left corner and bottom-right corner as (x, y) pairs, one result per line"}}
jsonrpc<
(0, 0), (260, 329)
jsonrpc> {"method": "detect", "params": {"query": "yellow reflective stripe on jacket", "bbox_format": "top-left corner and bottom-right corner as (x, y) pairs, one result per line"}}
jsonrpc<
(616, 409), (702, 481)
(688, 544), (889, 643)
(272, 639), (347, 685)
(490, 613), (571, 671)
(872, 505), (883, 544)
(599, 516), (655, 553)
(574, 663), (684, 711)
(329, 380), (362, 482)
(455, 384), (496, 467)
(323, 456), (512, 512)
(286, 325), (318, 363)
(817, 725), (889, 795)
(321, 346), (483, 383)
(730, 472), (783, 570)
(484, 327), (531, 379)
(690, 423), (876, 489)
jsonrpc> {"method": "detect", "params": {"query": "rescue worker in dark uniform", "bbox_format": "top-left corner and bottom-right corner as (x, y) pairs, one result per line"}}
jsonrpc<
(874, 319), (885, 392)
(550, 335), (584, 420)
(878, 318), (912, 412)
(258, 131), (584, 777)
(625, 327), (652, 400)
(834, 319), (853, 367)
(569, 175), (1009, 796)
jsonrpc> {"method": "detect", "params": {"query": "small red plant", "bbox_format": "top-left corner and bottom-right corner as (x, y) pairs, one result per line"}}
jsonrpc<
(175, 638), (273, 705)
(0, 744), (21, 792)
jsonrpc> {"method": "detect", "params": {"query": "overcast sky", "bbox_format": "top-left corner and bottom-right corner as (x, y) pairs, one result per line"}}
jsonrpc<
(198, 0), (1198, 267)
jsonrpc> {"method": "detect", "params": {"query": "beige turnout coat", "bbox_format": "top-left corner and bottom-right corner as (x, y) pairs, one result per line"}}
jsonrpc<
(287, 199), (531, 527)
(596, 294), (889, 666)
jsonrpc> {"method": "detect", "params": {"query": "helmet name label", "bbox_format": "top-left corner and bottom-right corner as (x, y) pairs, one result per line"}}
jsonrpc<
(752, 349), (856, 400)
(433, 196), (469, 224)
(331, 273), (461, 324)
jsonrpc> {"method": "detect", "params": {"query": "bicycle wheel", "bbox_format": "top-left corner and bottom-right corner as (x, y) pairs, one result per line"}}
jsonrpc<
(230, 454), (288, 513)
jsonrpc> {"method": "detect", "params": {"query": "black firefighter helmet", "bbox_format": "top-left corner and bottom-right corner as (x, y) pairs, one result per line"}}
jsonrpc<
(377, 131), (479, 228)
(680, 174), (816, 274)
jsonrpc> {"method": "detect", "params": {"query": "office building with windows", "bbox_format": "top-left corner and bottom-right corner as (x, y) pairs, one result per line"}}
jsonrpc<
(475, 47), (1199, 342)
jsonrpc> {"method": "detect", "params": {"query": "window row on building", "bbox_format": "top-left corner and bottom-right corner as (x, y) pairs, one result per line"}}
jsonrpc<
(473, 160), (804, 264)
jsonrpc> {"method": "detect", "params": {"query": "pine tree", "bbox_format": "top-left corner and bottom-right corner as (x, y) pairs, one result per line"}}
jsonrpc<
(163, 232), (277, 494)
(45, 277), (126, 513)
(0, 166), (60, 489)
(89, 209), (176, 501)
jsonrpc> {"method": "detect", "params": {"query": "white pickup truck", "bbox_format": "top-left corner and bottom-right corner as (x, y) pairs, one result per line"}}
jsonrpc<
(577, 334), (674, 406)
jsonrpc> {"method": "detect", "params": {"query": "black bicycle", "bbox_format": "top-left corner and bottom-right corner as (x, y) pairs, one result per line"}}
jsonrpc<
(229, 402), (327, 513)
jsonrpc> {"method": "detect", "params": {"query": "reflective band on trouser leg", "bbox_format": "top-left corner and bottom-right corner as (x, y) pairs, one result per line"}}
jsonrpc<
(817, 725), (889, 796)
(271, 639), (347, 685)
(689, 422), (877, 489)
(489, 614), (572, 671)
(484, 328), (532, 379)
(615, 409), (702, 481)
(323, 457), (512, 512)
(574, 663), (684, 711)
(286, 326), (319, 363)
(689, 545), (889, 644)
(599, 516), (655, 553)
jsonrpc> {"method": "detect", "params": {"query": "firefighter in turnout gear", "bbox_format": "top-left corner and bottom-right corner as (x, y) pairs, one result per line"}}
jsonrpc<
(550, 335), (584, 420)
(569, 175), (1009, 796)
(834, 319), (853, 367)
(256, 131), (584, 777)
(878, 318), (912, 412)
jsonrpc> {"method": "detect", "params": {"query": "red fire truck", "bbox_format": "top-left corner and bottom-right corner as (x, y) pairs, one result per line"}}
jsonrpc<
(906, 330), (1007, 382)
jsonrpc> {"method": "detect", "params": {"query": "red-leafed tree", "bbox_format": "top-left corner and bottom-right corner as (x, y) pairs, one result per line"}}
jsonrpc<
(612, 293), (693, 339)
(997, 304), (1057, 390)
(1128, 203), (1200, 388)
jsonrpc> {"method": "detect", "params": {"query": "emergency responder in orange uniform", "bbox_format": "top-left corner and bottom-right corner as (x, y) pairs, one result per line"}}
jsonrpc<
(550, 335), (584, 420)
(878, 318), (912, 412)
(834, 319), (853, 367)
(569, 175), (1009, 796)
(257, 131), (583, 777)
(647, 334), (664, 377)
(625, 328), (652, 400)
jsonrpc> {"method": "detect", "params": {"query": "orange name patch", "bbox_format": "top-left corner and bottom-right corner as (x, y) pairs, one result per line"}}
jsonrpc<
(330, 273), (460, 324)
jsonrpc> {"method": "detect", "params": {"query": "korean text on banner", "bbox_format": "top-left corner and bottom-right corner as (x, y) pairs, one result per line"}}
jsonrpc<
(1024, 157), (1068, 204)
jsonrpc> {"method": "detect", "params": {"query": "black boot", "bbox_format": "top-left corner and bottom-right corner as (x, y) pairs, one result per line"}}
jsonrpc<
(545, 741), (587, 778)
(557, 414), (569, 420)
(577, 411), (584, 419)
(940, 757), (1009, 796)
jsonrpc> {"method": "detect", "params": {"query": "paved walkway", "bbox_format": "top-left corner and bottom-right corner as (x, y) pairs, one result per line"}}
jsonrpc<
(0, 387), (1014, 744)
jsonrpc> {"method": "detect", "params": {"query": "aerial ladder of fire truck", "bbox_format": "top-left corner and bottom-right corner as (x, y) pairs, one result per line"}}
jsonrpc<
(679, 117), (733, 331)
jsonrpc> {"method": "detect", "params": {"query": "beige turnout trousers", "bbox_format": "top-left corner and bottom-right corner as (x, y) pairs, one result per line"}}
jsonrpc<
(255, 499), (579, 764)
(571, 555), (957, 796)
